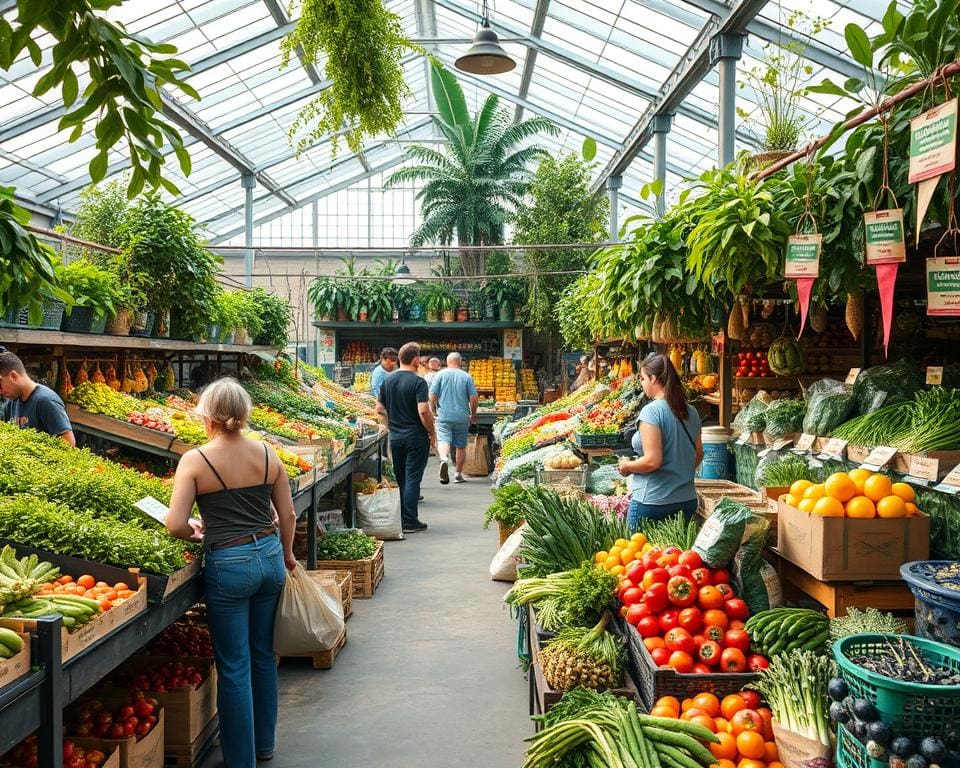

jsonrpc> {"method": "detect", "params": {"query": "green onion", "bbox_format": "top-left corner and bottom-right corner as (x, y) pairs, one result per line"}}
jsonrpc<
(750, 649), (835, 746)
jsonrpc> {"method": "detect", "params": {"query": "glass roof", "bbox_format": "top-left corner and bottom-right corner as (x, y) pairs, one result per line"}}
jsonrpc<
(0, 0), (897, 242)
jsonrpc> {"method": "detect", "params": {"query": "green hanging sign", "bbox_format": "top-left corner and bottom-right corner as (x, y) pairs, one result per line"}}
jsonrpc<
(784, 234), (821, 279)
(864, 210), (906, 265)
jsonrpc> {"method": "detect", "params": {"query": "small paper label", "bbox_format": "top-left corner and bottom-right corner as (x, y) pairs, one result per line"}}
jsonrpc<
(785, 234), (822, 279)
(926, 366), (944, 386)
(819, 438), (848, 460)
(908, 455), (940, 482)
(864, 210), (907, 265)
(795, 433), (816, 451)
(845, 368), (861, 385)
(861, 445), (897, 471)
(937, 464), (960, 489)
(135, 496), (170, 523)
(772, 438), (794, 450)
(909, 98), (958, 183)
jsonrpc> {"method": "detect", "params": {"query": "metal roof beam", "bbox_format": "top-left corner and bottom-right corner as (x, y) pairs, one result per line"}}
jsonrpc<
(514, 0), (551, 123)
(208, 157), (406, 244)
(592, 0), (769, 193)
(414, 0), (439, 136)
(260, 0), (321, 84)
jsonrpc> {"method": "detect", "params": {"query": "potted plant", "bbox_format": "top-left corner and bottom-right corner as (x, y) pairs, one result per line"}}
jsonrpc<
(364, 281), (394, 324)
(247, 288), (292, 348)
(477, 285), (495, 321)
(421, 283), (454, 322)
(487, 280), (517, 322)
(307, 277), (339, 321)
(220, 291), (264, 345)
(57, 258), (121, 334)
(105, 276), (147, 337)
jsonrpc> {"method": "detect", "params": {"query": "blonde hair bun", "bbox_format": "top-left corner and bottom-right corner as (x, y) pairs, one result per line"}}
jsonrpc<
(195, 377), (252, 433)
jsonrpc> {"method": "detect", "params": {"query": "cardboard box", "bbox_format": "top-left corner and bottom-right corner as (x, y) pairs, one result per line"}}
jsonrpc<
(142, 559), (201, 604)
(70, 740), (121, 768)
(71, 709), (164, 768)
(0, 633), (30, 691)
(776, 499), (930, 581)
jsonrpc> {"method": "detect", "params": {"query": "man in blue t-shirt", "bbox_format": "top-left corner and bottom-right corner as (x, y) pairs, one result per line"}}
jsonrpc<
(0, 351), (75, 446)
(429, 352), (478, 484)
(370, 347), (398, 400)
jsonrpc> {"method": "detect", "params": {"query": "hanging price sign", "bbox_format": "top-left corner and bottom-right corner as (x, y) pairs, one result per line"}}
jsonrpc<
(909, 98), (958, 183)
(926, 257), (960, 316)
(785, 234), (822, 278)
(927, 366), (944, 385)
(864, 210), (907, 265)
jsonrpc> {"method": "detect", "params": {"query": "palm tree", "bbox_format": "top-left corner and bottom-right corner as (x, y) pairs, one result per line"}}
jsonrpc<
(385, 63), (557, 275)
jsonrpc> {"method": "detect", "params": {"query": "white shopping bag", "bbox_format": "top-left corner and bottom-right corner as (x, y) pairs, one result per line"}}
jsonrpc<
(273, 563), (345, 654)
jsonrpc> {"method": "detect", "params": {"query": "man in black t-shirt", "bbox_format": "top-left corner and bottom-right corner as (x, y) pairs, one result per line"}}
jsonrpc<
(376, 342), (436, 533)
(0, 351), (75, 446)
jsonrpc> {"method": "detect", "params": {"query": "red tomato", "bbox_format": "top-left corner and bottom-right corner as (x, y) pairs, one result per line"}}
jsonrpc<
(757, 707), (775, 740)
(725, 598), (749, 620)
(625, 562), (645, 584)
(651, 647), (671, 666)
(657, 551), (680, 568)
(747, 654), (770, 672)
(713, 569), (732, 585)
(622, 587), (645, 606)
(644, 583), (669, 613)
(691, 662), (712, 674)
(739, 690), (762, 711)
(617, 580), (637, 601)
(731, 709), (763, 733)
(714, 583), (735, 601)
(667, 576), (697, 607)
(724, 629), (751, 652)
(641, 549), (663, 570)
(704, 624), (725, 643)
(668, 563), (693, 579)
(637, 616), (661, 638)
(678, 550), (703, 569)
(690, 567), (713, 587)
(643, 567), (670, 590)
(728, 619), (747, 630)
(698, 585), (724, 610)
(678, 607), (703, 634)
(134, 700), (154, 718)
(625, 602), (649, 626)
(663, 546), (682, 558)
(698, 640), (722, 666)
(109, 724), (125, 740)
(659, 609), (680, 633)
(665, 627), (695, 655)
(667, 650), (694, 673)
(702, 609), (729, 630)
(720, 647), (747, 672)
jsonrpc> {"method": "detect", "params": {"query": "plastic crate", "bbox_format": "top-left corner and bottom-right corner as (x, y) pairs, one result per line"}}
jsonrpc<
(837, 722), (882, 768)
(901, 561), (960, 648)
(573, 431), (623, 448)
(833, 633), (960, 738)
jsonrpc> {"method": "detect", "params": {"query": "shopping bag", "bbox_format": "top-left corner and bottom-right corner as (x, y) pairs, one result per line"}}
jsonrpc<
(355, 485), (403, 540)
(274, 563), (344, 655)
(463, 434), (491, 477)
(489, 524), (526, 582)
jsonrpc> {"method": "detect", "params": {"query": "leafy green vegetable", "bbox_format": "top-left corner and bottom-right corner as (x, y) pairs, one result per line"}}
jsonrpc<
(829, 607), (907, 643)
(762, 399), (806, 438)
(637, 513), (700, 550)
(316, 530), (378, 561)
(750, 650), (835, 747)
(484, 482), (528, 530)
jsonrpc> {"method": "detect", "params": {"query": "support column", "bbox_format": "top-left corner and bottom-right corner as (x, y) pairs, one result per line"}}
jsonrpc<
(242, 173), (255, 288)
(651, 114), (673, 218)
(608, 175), (622, 242)
(710, 33), (744, 168)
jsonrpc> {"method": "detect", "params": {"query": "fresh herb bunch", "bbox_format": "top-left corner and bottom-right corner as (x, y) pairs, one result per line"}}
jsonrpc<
(483, 482), (529, 530)
(638, 513), (700, 550)
(762, 399), (806, 437)
(755, 455), (813, 489)
(0, 495), (192, 574)
(750, 650), (835, 747)
(316, 530), (378, 561)
(830, 607), (908, 642)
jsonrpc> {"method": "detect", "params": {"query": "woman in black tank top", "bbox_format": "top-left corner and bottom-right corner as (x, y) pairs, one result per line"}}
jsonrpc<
(166, 378), (297, 768)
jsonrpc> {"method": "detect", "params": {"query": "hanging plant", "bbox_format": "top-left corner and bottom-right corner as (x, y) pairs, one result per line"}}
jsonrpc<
(283, 0), (416, 155)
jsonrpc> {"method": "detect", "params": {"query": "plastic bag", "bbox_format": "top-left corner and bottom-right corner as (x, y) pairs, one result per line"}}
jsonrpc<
(693, 498), (766, 569)
(355, 485), (403, 540)
(490, 524), (526, 582)
(733, 397), (768, 436)
(852, 358), (921, 416)
(274, 563), (345, 655)
(732, 526), (783, 614)
(802, 378), (854, 435)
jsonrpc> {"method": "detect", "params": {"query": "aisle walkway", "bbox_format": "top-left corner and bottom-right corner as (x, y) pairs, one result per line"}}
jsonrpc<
(204, 460), (530, 768)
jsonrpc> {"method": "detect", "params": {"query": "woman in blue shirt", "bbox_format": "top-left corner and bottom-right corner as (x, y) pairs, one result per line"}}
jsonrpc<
(619, 354), (704, 529)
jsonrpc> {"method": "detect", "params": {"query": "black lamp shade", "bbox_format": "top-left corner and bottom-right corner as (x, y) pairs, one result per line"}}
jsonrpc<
(392, 263), (416, 285)
(455, 24), (515, 75)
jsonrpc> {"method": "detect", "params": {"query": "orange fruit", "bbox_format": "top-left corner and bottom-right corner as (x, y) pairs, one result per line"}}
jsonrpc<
(877, 495), (907, 519)
(655, 696), (681, 714)
(614, 538), (630, 548)
(594, 551), (608, 564)
(709, 732), (738, 761)
(681, 698), (696, 712)
(620, 547), (637, 565)
(736, 732), (766, 760)
(845, 495), (877, 519)
(714, 717), (731, 734)
(716, 760), (738, 768)
(738, 759), (766, 768)
(764, 741), (780, 762)
(798, 498), (817, 513)
(813, 496), (845, 517)
(690, 715), (717, 733)
(769, 763), (786, 768)
(692, 692), (721, 718)
(720, 694), (747, 721)
(891, 482), (916, 503)
(603, 556), (619, 570)
(784, 494), (800, 509)
(790, 479), (813, 497)
(703, 609), (729, 629)
(864, 474), (893, 502)
(848, 467), (872, 494)
(610, 565), (625, 576)
(631, 532), (647, 545)
(651, 705), (678, 718)
(77, 574), (96, 589)
(906, 502), (921, 516)
(825, 472), (857, 502)
(803, 483), (826, 500)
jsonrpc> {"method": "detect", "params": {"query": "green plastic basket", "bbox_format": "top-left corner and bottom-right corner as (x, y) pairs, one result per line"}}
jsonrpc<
(837, 722), (883, 768)
(833, 633), (960, 738)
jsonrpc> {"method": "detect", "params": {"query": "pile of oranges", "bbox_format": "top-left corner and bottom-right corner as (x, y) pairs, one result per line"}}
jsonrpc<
(781, 471), (923, 519)
(595, 532), (651, 575)
(651, 691), (782, 768)
(38, 574), (138, 611)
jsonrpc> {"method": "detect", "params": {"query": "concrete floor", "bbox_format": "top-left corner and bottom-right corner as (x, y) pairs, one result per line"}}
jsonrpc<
(201, 460), (530, 768)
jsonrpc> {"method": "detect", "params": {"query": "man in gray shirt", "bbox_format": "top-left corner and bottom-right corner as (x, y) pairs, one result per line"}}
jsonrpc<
(0, 351), (75, 446)
(429, 352), (478, 484)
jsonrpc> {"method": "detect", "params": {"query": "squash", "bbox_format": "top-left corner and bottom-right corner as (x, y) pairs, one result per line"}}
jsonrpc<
(767, 337), (806, 376)
(845, 292), (862, 340)
(810, 304), (828, 333)
(727, 304), (744, 340)
(668, 347), (683, 373)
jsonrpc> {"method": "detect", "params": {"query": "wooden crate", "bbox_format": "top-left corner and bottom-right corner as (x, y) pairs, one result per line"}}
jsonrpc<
(71, 741), (121, 768)
(164, 716), (219, 768)
(314, 541), (384, 598)
(73, 709), (165, 768)
(277, 627), (347, 670)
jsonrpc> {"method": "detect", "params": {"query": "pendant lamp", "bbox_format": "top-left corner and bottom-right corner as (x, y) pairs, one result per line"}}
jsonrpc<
(455, 0), (515, 75)
(392, 260), (416, 285)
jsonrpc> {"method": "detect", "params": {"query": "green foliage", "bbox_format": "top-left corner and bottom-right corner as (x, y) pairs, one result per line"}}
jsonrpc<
(283, 0), (413, 156)
(214, 290), (264, 340)
(118, 194), (221, 338)
(557, 273), (605, 349)
(58, 258), (121, 319)
(0, 187), (69, 322)
(248, 288), (291, 347)
(513, 154), (609, 335)
(483, 482), (528, 529)
(420, 282), (457, 314)
(71, 181), (129, 255)
(315, 530), (378, 561)
(2, 1), (195, 198)
(307, 277), (341, 319)
(385, 63), (557, 270)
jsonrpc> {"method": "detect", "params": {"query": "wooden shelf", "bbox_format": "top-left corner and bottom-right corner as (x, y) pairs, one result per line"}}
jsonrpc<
(313, 320), (521, 330)
(0, 327), (275, 354)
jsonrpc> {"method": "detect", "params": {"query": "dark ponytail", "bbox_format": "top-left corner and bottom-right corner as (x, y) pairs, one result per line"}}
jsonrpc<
(642, 354), (688, 422)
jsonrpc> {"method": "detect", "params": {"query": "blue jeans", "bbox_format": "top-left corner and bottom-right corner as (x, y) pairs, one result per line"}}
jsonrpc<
(627, 497), (698, 531)
(205, 533), (286, 768)
(391, 434), (430, 526)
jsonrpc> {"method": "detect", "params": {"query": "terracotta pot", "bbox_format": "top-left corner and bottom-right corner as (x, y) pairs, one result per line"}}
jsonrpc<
(105, 308), (132, 336)
(337, 308), (348, 321)
(441, 309), (456, 323)
(358, 308), (369, 322)
(456, 308), (469, 322)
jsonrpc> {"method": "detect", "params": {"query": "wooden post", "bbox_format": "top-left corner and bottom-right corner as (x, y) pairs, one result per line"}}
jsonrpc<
(719, 331), (732, 428)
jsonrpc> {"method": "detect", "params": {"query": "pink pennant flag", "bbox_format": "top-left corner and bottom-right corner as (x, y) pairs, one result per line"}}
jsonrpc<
(876, 262), (899, 357)
(795, 278), (815, 338)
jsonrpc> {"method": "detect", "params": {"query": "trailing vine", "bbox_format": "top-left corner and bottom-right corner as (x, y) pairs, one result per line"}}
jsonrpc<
(282, 0), (416, 155)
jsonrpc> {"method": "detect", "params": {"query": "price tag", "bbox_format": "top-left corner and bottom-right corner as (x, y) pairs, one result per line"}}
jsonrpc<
(795, 433), (816, 451)
(927, 366), (944, 386)
(758, 447), (773, 459)
(860, 445), (898, 472)
(934, 465), (960, 495)
(737, 433), (750, 445)
(818, 438), (848, 461)
(135, 496), (171, 523)
(845, 368), (861, 385)
(908, 455), (940, 483)
(772, 438), (794, 450)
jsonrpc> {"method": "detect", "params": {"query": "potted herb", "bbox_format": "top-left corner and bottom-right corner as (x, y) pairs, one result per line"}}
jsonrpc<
(421, 283), (455, 322)
(487, 280), (517, 322)
(307, 277), (339, 321)
(58, 258), (121, 334)
(483, 482), (527, 545)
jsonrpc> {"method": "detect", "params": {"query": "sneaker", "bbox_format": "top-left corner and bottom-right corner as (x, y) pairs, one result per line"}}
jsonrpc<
(402, 522), (428, 533)
(439, 458), (450, 485)
(454, 473), (466, 484)
(418, 495), (424, 501)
